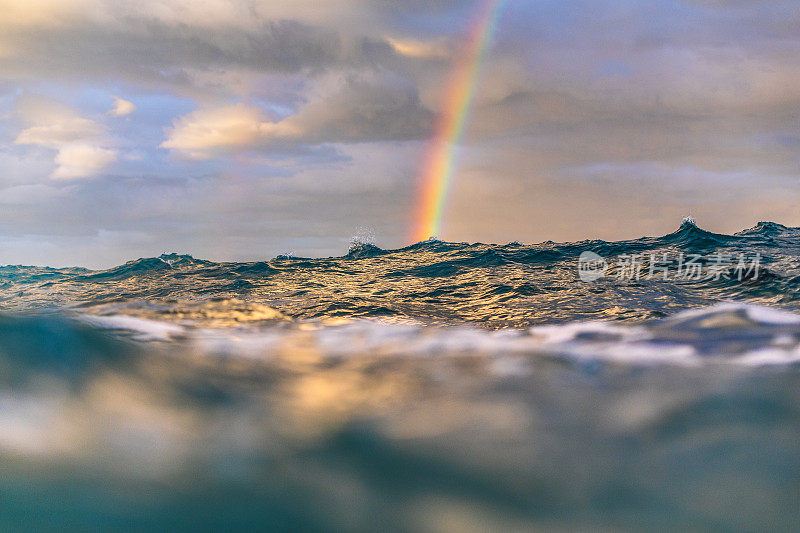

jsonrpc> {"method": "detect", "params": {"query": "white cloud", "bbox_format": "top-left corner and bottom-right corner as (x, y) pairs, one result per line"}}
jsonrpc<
(109, 96), (135, 117)
(14, 95), (102, 145)
(386, 37), (450, 59)
(52, 143), (117, 180)
(13, 94), (117, 179)
(160, 104), (299, 160)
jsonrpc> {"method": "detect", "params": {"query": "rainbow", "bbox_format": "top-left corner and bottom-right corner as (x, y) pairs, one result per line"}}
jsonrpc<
(410, 0), (509, 243)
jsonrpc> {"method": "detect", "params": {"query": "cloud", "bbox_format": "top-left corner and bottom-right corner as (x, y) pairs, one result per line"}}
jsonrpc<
(162, 73), (432, 159)
(160, 104), (298, 160)
(13, 94), (117, 179)
(289, 73), (434, 143)
(14, 95), (103, 145)
(0, 0), (463, 106)
(386, 37), (450, 59)
(52, 144), (118, 180)
(0, 183), (64, 205)
(109, 96), (136, 117)
(0, 3), (374, 95)
(2, 0), (800, 266)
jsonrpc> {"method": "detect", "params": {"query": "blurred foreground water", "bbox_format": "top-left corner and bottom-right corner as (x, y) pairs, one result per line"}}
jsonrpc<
(1, 221), (799, 531)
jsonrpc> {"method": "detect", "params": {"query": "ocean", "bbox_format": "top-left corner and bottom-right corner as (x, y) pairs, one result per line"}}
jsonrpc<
(1, 219), (799, 531)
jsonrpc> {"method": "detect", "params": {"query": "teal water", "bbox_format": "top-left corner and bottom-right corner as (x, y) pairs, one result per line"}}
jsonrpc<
(1, 220), (799, 531)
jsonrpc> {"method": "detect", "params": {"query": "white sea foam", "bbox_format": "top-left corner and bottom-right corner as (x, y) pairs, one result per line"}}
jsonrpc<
(72, 303), (800, 368)
(669, 302), (800, 325)
(81, 314), (186, 341)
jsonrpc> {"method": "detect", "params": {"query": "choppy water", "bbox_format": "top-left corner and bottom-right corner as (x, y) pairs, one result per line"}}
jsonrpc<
(1, 220), (800, 531)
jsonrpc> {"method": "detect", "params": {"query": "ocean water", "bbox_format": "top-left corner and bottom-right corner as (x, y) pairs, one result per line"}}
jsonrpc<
(1, 219), (799, 531)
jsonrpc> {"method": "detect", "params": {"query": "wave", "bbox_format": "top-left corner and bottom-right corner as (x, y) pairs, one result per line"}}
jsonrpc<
(735, 220), (796, 237)
(0, 264), (89, 284)
(2, 219), (800, 327)
(4, 302), (800, 379)
(2, 221), (800, 530)
(346, 241), (387, 259)
(65, 302), (800, 367)
(1, 303), (800, 530)
(74, 253), (214, 281)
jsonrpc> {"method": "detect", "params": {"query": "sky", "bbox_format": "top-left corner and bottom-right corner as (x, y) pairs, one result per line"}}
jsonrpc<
(0, 0), (798, 267)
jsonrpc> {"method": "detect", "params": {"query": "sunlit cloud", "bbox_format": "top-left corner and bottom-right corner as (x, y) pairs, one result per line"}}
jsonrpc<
(109, 96), (136, 117)
(162, 72), (433, 159)
(386, 37), (450, 59)
(52, 143), (117, 180)
(13, 94), (117, 179)
(161, 104), (300, 160)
